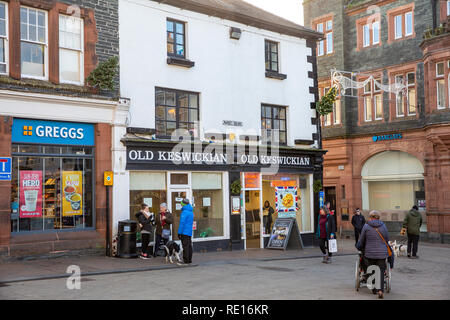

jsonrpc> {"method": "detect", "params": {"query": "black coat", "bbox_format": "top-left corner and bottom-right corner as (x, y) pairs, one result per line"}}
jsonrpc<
(352, 214), (366, 232)
(135, 211), (155, 232)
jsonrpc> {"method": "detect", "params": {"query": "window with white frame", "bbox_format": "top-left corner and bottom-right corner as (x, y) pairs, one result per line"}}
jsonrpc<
(317, 23), (324, 56)
(363, 24), (370, 47)
(322, 87), (332, 126)
(59, 14), (84, 84)
(364, 81), (372, 121)
(373, 21), (380, 44)
(325, 19), (333, 54)
(405, 12), (413, 36)
(436, 62), (446, 109)
(407, 72), (416, 115)
(394, 14), (402, 39)
(20, 6), (47, 79)
(361, 21), (379, 48)
(333, 99), (341, 124)
(374, 78), (383, 120)
(447, 1), (450, 16)
(0, 2), (8, 74)
(395, 75), (405, 116)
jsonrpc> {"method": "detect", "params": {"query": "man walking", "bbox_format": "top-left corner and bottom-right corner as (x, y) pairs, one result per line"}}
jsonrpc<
(402, 205), (422, 259)
(178, 198), (194, 265)
(351, 208), (366, 245)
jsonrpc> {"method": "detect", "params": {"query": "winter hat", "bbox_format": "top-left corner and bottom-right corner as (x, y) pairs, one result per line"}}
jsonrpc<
(181, 198), (190, 205)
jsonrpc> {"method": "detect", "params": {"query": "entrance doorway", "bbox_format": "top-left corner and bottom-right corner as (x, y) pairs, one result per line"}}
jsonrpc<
(168, 189), (190, 241)
(245, 190), (261, 248)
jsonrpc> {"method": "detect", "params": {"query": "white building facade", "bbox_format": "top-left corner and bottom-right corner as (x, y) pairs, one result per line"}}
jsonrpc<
(116, 0), (324, 251)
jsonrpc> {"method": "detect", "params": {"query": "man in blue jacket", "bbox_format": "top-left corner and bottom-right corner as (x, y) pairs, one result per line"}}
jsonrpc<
(178, 198), (194, 265)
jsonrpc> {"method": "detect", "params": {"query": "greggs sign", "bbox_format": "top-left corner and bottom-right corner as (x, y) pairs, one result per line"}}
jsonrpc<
(12, 118), (95, 146)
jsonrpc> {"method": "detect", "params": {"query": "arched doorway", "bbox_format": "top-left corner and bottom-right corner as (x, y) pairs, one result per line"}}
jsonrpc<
(361, 151), (425, 217)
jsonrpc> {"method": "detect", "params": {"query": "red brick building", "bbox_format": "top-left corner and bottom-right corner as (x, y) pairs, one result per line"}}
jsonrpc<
(304, 0), (450, 242)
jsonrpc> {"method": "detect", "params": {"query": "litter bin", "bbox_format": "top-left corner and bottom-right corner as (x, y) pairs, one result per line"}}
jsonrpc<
(117, 220), (138, 258)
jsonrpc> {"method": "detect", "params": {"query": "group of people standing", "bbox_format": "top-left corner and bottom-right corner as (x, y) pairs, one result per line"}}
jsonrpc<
(135, 198), (194, 265)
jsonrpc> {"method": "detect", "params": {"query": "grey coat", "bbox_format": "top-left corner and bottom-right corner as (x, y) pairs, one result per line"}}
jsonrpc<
(356, 220), (390, 260)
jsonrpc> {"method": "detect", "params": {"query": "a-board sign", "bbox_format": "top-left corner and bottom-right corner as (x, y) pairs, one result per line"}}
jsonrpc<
(267, 218), (304, 250)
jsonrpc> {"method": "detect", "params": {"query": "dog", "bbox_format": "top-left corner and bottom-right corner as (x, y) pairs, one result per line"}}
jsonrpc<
(164, 241), (183, 264)
(389, 240), (407, 257)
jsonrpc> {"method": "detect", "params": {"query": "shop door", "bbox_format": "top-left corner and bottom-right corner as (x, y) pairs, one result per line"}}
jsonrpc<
(169, 189), (191, 242)
(245, 190), (261, 249)
(324, 186), (337, 229)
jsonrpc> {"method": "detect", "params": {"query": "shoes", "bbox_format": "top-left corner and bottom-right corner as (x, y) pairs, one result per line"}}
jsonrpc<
(411, 255), (419, 259)
(139, 254), (150, 260)
(322, 255), (328, 264)
(378, 291), (384, 299)
(177, 261), (188, 266)
(328, 257), (332, 264)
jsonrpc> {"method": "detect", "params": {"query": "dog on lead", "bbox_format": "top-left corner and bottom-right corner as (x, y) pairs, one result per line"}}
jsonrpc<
(389, 240), (407, 257)
(164, 241), (183, 264)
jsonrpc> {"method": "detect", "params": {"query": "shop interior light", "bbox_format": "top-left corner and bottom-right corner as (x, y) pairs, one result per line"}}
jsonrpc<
(230, 27), (241, 40)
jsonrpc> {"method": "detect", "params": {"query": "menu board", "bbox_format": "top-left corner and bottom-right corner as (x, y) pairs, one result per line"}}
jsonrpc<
(267, 218), (303, 250)
(62, 171), (83, 216)
(19, 171), (43, 218)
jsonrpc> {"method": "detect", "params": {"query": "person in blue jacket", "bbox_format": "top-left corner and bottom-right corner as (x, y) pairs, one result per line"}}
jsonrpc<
(316, 206), (336, 264)
(178, 198), (194, 265)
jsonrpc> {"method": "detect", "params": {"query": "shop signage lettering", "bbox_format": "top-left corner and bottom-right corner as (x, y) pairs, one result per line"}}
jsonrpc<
(127, 148), (311, 168)
(372, 133), (402, 142)
(12, 118), (94, 146)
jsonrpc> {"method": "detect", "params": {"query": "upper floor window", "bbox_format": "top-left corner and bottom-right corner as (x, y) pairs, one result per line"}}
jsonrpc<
(447, 1), (450, 16)
(388, 4), (414, 42)
(20, 6), (48, 79)
(361, 77), (383, 122)
(265, 40), (279, 73)
(155, 87), (199, 138)
(0, 2), (8, 74)
(59, 15), (84, 84)
(320, 86), (341, 126)
(315, 18), (333, 56)
(436, 62), (447, 110)
(261, 104), (287, 145)
(356, 14), (381, 50)
(167, 19), (185, 58)
(393, 71), (416, 117)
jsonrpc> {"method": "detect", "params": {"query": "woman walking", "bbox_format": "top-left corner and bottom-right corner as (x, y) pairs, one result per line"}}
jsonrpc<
(316, 206), (336, 264)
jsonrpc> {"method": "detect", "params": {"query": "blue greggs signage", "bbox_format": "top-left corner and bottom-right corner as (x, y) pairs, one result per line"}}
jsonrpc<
(372, 133), (402, 142)
(12, 118), (95, 146)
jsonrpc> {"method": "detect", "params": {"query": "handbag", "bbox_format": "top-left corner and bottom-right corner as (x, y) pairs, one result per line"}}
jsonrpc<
(374, 228), (394, 268)
(162, 228), (171, 239)
(328, 238), (338, 253)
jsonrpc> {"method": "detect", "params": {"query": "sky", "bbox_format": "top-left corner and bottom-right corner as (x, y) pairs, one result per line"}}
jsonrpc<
(243, 0), (304, 25)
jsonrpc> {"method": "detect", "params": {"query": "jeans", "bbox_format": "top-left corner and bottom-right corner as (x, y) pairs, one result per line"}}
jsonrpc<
(180, 234), (193, 263)
(366, 258), (386, 292)
(153, 234), (168, 256)
(319, 238), (332, 257)
(407, 234), (420, 256)
(354, 229), (361, 245)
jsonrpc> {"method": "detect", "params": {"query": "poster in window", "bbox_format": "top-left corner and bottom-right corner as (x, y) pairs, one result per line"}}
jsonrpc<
(62, 171), (83, 216)
(275, 187), (298, 218)
(19, 171), (43, 218)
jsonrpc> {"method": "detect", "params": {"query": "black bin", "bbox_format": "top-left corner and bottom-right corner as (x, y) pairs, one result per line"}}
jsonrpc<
(117, 220), (138, 258)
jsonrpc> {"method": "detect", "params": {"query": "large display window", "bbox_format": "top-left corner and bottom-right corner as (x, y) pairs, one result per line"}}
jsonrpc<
(10, 144), (94, 232)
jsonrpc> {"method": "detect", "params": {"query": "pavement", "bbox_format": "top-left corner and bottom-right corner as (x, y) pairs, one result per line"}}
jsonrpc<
(0, 239), (360, 284)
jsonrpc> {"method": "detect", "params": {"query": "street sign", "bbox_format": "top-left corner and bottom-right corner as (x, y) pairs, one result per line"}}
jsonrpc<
(0, 157), (12, 181)
(267, 218), (304, 250)
(104, 171), (113, 186)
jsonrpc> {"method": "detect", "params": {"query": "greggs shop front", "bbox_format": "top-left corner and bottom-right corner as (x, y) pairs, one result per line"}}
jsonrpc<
(125, 140), (325, 252)
(0, 117), (111, 257)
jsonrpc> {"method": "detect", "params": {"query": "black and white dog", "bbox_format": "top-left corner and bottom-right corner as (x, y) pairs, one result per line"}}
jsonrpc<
(164, 241), (183, 264)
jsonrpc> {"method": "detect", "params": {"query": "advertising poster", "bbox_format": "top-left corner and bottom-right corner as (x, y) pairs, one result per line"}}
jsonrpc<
(267, 219), (292, 249)
(62, 171), (83, 216)
(275, 187), (298, 218)
(19, 171), (43, 218)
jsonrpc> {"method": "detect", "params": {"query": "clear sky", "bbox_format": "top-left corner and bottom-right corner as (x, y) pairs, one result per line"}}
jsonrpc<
(243, 0), (304, 25)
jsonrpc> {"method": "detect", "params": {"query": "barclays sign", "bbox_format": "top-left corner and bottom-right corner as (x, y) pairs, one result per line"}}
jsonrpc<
(372, 133), (402, 142)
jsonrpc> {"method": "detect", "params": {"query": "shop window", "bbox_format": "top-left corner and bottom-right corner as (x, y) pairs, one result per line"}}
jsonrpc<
(170, 173), (189, 185)
(261, 104), (287, 145)
(129, 171), (167, 221)
(192, 172), (224, 239)
(10, 144), (94, 233)
(262, 173), (312, 234)
(20, 6), (48, 79)
(0, 2), (8, 74)
(59, 14), (84, 84)
(155, 87), (199, 138)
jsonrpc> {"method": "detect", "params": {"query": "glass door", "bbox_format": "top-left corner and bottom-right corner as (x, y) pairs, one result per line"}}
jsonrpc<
(169, 189), (191, 241)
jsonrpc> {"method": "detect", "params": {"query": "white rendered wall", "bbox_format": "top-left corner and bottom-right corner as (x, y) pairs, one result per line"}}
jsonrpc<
(119, 0), (317, 146)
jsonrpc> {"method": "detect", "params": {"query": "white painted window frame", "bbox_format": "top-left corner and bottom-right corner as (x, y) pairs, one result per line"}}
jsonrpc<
(59, 14), (84, 85)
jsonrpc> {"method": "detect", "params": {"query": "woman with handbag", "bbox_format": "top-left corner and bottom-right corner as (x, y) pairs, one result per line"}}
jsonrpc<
(135, 203), (155, 259)
(153, 203), (173, 257)
(356, 210), (391, 299)
(316, 206), (336, 264)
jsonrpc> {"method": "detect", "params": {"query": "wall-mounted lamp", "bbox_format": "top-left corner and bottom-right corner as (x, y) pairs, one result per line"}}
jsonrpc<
(230, 27), (241, 40)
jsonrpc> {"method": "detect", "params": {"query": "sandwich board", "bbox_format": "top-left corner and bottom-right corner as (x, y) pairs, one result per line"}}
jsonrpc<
(267, 218), (304, 250)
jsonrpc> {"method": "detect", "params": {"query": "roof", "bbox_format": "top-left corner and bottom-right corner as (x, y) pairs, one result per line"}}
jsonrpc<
(152, 0), (323, 40)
